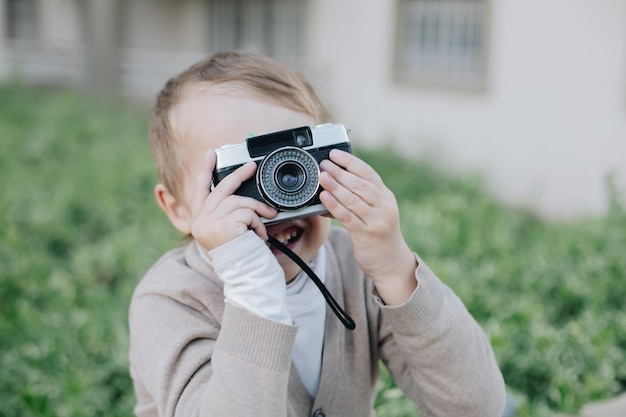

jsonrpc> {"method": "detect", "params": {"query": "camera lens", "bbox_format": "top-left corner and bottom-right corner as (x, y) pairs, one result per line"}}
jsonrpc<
(257, 147), (320, 210)
(275, 162), (306, 193)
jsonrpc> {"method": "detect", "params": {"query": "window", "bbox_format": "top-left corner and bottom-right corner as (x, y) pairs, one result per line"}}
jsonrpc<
(6, 0), (38, 40)
(394, 0), (489, 90)
(208, 0), (306, 68)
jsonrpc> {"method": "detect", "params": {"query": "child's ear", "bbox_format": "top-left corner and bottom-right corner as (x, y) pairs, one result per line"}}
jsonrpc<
(155, 183), (191, 235)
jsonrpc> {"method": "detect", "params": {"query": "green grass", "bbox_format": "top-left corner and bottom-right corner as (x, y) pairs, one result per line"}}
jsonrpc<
(1, 84), (625, 417)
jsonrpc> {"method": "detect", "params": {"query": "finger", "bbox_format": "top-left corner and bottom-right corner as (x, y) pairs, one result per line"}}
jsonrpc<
(192, 150), (217, 216)
(246, 210), (269, 241)
(202, 161), (257, 214)
(319, 188), (366, 229)
(319, 170), (372, 221)
(328, 149), (385, 189)
(227, 208), (270, 241)
(210, 195), (277, 221)
(319, 159), (380, 207)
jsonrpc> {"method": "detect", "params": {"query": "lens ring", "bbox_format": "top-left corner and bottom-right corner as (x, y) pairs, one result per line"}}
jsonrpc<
(257, 147), (320, 209)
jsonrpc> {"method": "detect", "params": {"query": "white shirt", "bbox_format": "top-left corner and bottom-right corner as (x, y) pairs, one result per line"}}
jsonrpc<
(285, 247), (326, 397)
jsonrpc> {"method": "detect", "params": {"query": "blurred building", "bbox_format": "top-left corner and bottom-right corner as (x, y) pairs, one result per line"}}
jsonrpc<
(1, 0), (625, 218)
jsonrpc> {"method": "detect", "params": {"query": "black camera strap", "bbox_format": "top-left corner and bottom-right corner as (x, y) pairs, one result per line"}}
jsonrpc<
(267, 236), (356, 331)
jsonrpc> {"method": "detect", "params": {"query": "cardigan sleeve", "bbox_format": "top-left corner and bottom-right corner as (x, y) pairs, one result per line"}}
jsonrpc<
(375, 255), (506, 417)
(129, 291), (298, 417)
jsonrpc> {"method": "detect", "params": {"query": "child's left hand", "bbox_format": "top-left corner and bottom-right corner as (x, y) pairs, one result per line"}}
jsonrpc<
(319, 149), (418, 305)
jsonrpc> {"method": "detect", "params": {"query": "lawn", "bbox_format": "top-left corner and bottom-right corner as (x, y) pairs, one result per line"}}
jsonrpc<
(1, 84), (624, 417)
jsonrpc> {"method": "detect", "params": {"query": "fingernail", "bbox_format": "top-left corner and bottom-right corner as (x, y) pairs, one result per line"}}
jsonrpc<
(330, 149), (345, 158)
(319, 171), (331, 185)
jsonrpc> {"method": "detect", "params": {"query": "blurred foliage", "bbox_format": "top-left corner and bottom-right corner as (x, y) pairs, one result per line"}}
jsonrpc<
(0, 84), (179, 417)
(1, 84), (625, 417)
(362, 149), (626, 417)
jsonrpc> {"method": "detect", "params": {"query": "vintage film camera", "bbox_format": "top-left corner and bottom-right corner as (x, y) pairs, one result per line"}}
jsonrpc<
(213, 123), (352, 225)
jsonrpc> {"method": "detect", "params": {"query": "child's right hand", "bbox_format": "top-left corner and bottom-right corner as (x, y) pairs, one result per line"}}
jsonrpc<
(190, 149), (278, 251)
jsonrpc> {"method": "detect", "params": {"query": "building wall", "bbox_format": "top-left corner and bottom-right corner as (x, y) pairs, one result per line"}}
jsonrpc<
(0, 0), (6, 79)
(306, 0), (626, 218)
(1, 0), (624, 218)
(38, 0), (81, 45)
(120, 0), (208, 97)
(123, 0), (208, 51)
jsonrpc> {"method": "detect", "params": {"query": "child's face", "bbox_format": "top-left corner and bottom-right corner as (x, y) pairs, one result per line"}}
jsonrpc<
(172, 86), (331, 281)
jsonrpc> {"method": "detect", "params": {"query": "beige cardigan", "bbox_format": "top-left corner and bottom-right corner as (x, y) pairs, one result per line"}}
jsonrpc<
(129, 227), (505, 417)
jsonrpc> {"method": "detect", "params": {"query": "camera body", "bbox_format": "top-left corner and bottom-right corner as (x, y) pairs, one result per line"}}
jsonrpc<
(213, 123), (352, 225)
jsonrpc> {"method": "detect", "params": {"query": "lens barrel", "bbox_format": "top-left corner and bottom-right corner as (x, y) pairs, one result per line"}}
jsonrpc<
(257, 147), (320, 209)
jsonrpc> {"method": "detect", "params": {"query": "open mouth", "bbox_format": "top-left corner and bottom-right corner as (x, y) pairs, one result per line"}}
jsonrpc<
(267, 222), (305, 251)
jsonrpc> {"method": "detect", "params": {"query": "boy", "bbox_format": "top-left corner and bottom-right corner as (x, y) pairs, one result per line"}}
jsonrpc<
(129, 50), (506, 417)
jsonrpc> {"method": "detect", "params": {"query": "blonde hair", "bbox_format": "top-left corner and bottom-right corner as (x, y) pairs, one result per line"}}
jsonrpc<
(148, 50), (331, 199)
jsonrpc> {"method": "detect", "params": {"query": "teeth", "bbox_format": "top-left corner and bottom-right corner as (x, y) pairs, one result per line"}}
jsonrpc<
(273, 228), (299, 244)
